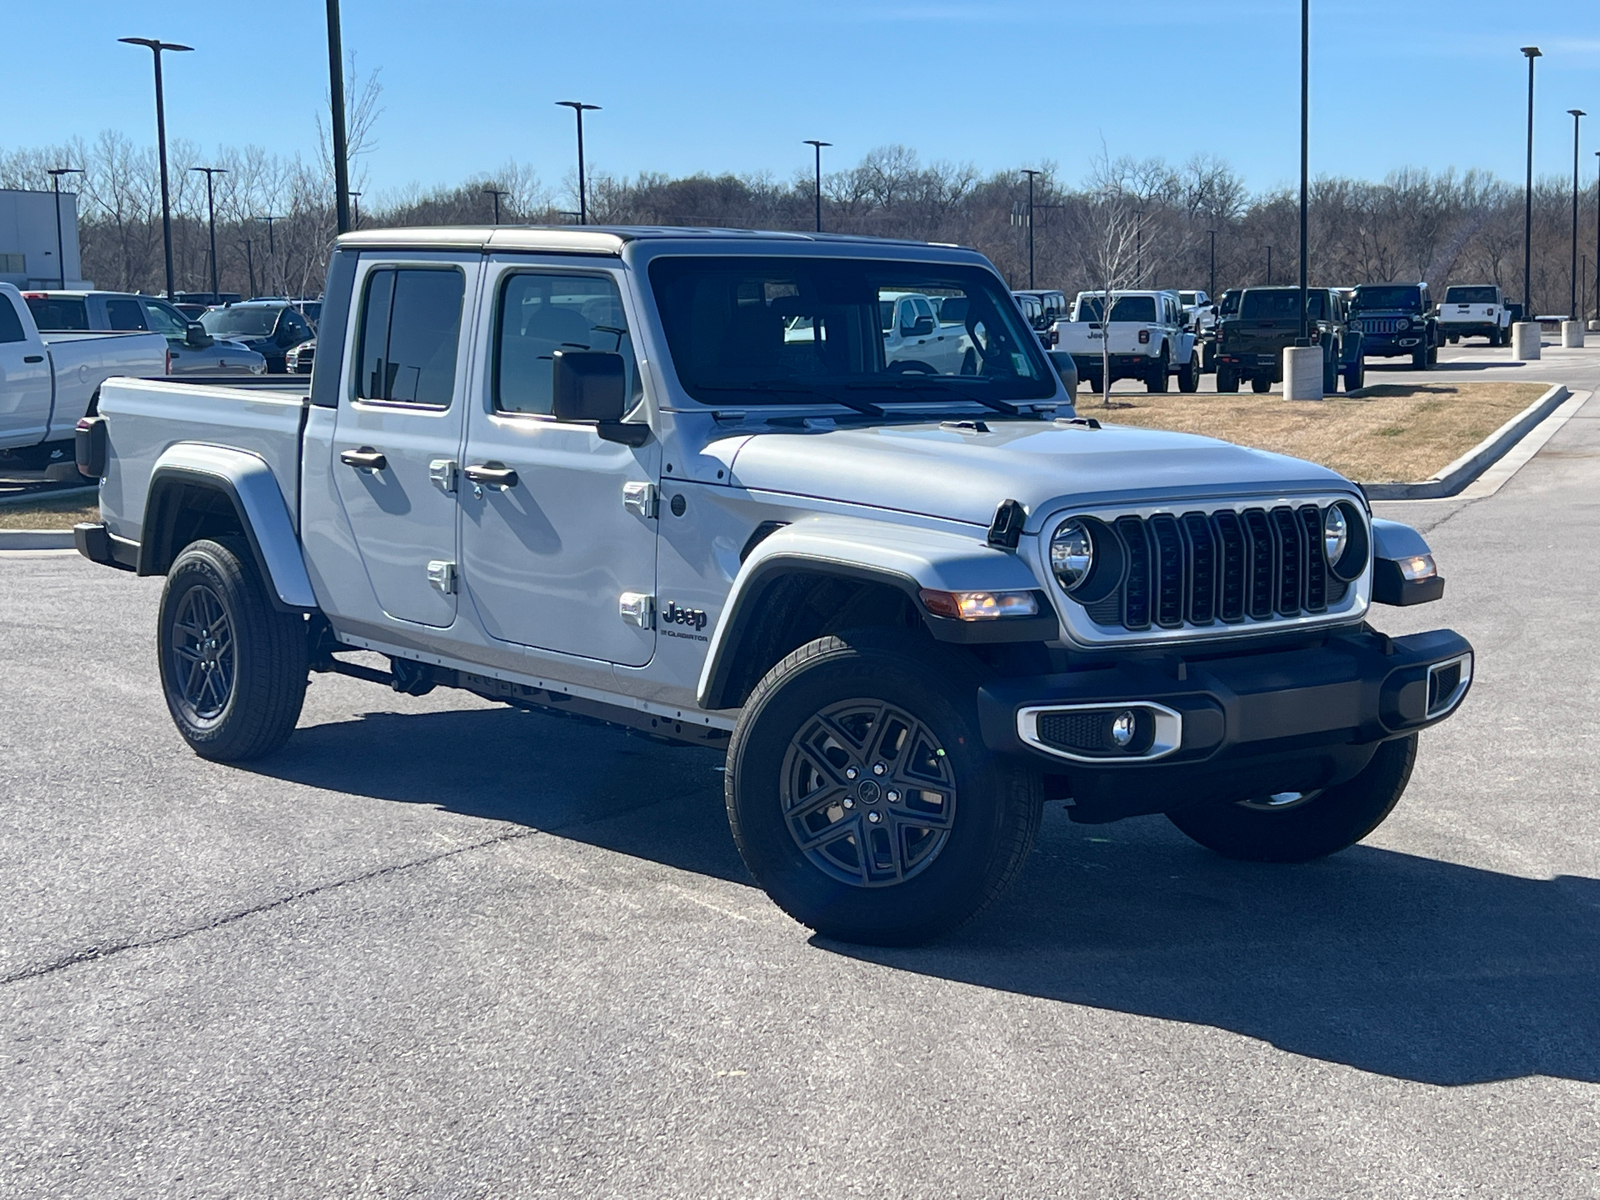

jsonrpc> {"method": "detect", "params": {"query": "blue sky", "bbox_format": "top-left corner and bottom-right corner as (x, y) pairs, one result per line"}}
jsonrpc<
(6, 1), (1600, 202)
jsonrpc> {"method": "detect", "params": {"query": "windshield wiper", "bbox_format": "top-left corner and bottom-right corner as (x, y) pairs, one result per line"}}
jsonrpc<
(699, 381), (883, 417)
(845, 377), (1027, 416)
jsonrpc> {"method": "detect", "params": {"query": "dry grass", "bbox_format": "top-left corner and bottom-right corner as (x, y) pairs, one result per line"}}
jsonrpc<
(0, 494), (100, 531)
(1094, 381), (1553, 483)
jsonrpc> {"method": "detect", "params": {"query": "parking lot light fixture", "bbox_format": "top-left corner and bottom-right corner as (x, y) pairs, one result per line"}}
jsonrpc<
(1208, 229), (1216, 302)
(349, 191), (361, 229)
(803, 140), (831, 233)
(1569, 110), (1585, 319)
(46, 167), (84, 290)
(325, 0), (351, 234)
(1522, 47), (1541, 319)
(189, 166), (227, 300)
(557, 101), (601, 225)
(1021, 169), (1043, 289)
(1267, 245), (1273, 286)
(256, 214), (278, 295)
(483, 187), (509, 225)
(1594, 151), (1599, 321)
(118, 37), (193, 299)
(1298, 0), (1310, 347)
(1135, 207), (1145, 286)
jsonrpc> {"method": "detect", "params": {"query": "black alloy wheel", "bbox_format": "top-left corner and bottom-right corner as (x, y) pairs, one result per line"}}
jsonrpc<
(726, 629), (1042, 945)
(168, 582), (236, 725)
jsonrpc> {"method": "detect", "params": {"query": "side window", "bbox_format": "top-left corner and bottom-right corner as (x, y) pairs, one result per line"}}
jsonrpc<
(143, 301), (188, 336)
(0, 298), (26, 343)
(354, 267), (465, 407)
(494, 272), (639, 416)
(106, 298), (149, 331)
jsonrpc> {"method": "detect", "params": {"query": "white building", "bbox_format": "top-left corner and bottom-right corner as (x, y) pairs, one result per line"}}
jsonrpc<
(0, 188), (91, 290)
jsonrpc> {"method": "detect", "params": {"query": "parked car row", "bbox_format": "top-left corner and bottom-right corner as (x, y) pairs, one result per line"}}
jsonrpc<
(23, 290), (269, 377)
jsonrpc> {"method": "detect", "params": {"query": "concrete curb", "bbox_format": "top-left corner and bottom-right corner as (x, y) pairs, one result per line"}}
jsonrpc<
(0, 484), (96, 508)
(0, 529), (77, 551)
(1364, 383), (1571, 500)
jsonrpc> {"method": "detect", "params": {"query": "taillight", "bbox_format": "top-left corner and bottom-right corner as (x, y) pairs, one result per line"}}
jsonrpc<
(1310, 328), (1321, 344)
(1138, 328), (1151, 344)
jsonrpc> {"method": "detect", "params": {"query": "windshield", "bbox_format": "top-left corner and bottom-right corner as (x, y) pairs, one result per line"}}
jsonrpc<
(200, 306), (281, 338)
(1178, 292), (1199, 305)
(1444, 286), (1497, 304)
(144, 301), (190, 336)
(1353, 285), (1422, 312)
(649, 256), (1053, 405)
(1240, 290), (1327, 321)
(25, 296), (88, 331)
(1075, 295), (1157, 323)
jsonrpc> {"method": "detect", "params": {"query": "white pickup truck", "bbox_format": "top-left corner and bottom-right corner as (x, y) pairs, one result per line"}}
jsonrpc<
(0, 282), (167, 466)
(1437, 285), (1512, 346)
(72, 225), (1472, 946)
(1054, 289), (1200, 394)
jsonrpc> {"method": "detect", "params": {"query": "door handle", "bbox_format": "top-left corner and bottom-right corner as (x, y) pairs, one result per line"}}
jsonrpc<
(23, 355), (43, 363)
(464, 462), (518, 489)
(340, 447), (387, 472)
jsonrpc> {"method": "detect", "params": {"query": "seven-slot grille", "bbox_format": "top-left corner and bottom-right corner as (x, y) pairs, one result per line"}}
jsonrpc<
(1083, 504), (1351, 632)
(1353, 317), (1408, 335)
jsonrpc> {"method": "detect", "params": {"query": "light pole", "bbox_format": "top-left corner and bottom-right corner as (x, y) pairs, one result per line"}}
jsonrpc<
(803, 140), (831, 233)
(1208, 229), (1217, 301)
(1267, 245), (1273, 285)
(1021, 169), (1043, 289)
(1594, 151), (1599, 321)
(46, 167), (84, 290)
(243, 237), (256, 297)
(349, 191), (362, 229)
(483, 187), (509, 225)
(1522, 46), (1541, 319)
(325, 0), (351, 234)
(1569, 109), (1585, 318)
(556, 101), (601, 225)
(257, 214), (278, 295)
(1297, 0), (1310, 345)
(119, 37), (192, 298)
(190, 166), (227, 299)
(1135, 207), (1146, 285)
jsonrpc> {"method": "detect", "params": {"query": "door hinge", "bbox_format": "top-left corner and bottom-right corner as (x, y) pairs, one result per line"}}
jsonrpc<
(427, 560), (458, 594)
(619, 591), (655, 628)
(429, 458), (458, 493)
(623, 481), (658, 518)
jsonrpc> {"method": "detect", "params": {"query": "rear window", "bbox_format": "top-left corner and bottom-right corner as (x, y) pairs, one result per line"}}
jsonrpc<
(1444, 286), (1498, 305)
(0, 299), (27, 343)
(1076, 295), (1157, 323)
(25, 295), (88, 331)
(1240, 290), (1327, 321)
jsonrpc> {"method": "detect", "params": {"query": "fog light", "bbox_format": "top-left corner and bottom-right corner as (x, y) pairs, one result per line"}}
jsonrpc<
(1111, 711), (1137, 748)
(919, 589), (1040, 621)
(1399, 554), (1436, 581)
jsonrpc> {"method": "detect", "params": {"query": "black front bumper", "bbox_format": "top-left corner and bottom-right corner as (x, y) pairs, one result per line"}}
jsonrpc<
(976, 628), (1472, 822)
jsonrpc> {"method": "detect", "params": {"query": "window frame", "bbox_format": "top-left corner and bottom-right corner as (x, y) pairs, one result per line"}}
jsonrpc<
(350, 264), (468, 411)
(489, 266), (641, 421)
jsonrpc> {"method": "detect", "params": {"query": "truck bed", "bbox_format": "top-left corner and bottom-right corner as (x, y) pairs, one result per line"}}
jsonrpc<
(96, 376), (310, 546)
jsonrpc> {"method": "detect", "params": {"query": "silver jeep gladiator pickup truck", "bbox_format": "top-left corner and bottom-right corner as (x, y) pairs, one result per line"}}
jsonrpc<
(73, 226), (1473, 945)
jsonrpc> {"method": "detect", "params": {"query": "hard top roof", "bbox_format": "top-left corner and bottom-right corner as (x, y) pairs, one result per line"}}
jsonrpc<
(336, 224), (969, 257)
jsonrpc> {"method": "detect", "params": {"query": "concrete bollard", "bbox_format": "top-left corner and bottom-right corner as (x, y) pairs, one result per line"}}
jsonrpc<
(1589, 319), (1600, 332)
(1562, 319), (1585, 348)
(1511, 322), (1541, 361)
(1283, 345), (1324, 400)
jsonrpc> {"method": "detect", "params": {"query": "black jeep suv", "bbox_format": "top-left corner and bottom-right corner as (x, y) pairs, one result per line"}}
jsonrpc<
(1214, 287), (1364, 393)
(1349, 282), (1437, 369)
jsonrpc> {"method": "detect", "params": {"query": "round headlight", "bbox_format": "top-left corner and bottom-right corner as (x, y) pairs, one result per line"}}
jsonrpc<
(1050, 519), (1094, 591)
(1323, 505), (1349, 566)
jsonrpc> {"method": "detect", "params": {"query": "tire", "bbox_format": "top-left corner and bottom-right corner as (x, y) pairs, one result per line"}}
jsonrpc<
(1321, 349), (1338, 395)
(1202, 341), (1217, 372)
(1343, 356), (1365, 392)
(1448, 334), (1459, 345)
(1178, 352), (1200, 393)
(725, 629), (1043, 946)
(1411, 342), (1428, 369)
(1215, 366), (1239, 393)
(1427, 337), (1438, 366)
(1082, 372), (1103, 395)
(1167, 735), (1417, 863)
(157, 537), (308, 762)
(1251, 374), (1272, 393)
(1146, 347), (1170, 393)
(960, 348), (977, 375)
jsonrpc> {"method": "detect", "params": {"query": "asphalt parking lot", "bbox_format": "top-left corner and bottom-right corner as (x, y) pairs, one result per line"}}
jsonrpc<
(4, 351), (1599, 1197)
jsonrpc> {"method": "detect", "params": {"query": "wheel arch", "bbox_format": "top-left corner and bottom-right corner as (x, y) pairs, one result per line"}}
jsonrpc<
(696, 518), (1058, 711)
(139, 445), (316, 612)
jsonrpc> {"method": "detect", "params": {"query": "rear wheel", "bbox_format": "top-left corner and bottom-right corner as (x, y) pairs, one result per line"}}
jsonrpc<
(1146, 347), (1170, 393)
(157, 537), (308, 761)
(1321, 348), (1338, 394)
(1177, 352), (1200, 393)
(1343, 356), (1365, 392)
(726, 629), (1042, 945)
(1251, 374), (1272, 393)
(1167, 735), (1416, 863)
(1215, 366), (1239, 393)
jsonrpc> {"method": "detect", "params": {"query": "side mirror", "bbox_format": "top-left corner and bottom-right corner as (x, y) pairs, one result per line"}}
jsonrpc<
(910, 316), (935, 337)
(552, 350), (647, 445)
(185, 322), (212, 348)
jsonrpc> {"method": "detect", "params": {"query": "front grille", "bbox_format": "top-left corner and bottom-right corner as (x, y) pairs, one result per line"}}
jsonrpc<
(1081, 505), (1352, 633)
(1354, 317), (1408, 335)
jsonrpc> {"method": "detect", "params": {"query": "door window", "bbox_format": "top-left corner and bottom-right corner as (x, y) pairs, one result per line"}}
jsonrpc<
(0, 299), (26, 342)
(494, 272), (639, 415)
(143, 301), (189, 336)
(105, 298), (149, 330)
(355, 268), (465, 407)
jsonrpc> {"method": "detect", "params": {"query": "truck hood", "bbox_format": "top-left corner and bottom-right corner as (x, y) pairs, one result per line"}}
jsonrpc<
(724, 419), (1353, 529)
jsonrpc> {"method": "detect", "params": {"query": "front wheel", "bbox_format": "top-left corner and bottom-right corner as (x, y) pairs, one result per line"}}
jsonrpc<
(157, 537), (308, 761)
(726, 630), (1042, 945)
(1167, 735), (1417, 863)
(1343, 356), (1365, 392)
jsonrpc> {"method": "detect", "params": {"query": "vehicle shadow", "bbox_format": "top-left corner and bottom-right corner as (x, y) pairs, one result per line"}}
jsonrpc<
(249, 705), (1600, 1088)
